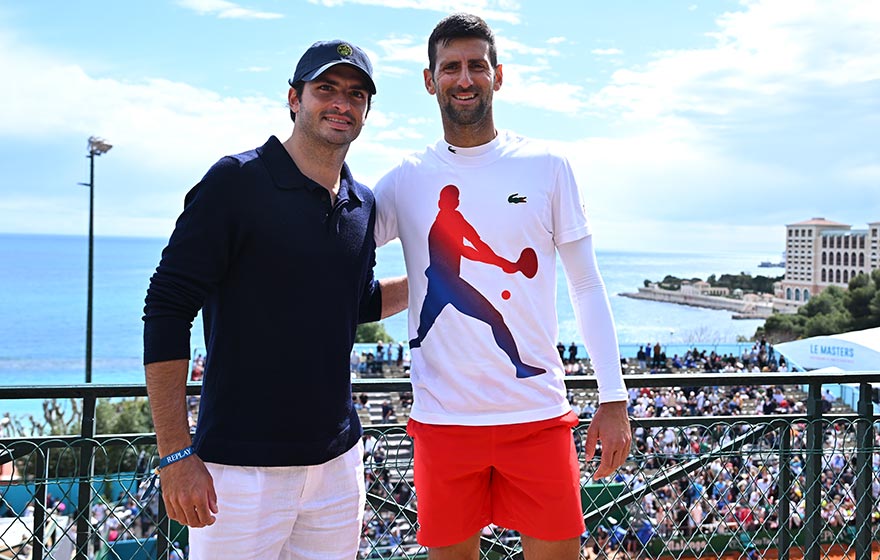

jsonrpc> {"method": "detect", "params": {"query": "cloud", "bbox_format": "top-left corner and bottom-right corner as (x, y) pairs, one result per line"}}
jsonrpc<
(568, 0), (880, 241)
(591, 48), (622, 56)
(305, 0), (522, 24)
(0, 28), (289, 234)
(375, 36), (425, 65)
(496, 36), (559, 58)
(499, 63), (588, 114)
(590, 0), (880, 121)
(177, 0), (283, 19)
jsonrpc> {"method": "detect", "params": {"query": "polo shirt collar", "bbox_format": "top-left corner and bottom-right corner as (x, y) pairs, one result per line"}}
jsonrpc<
(256, 136), (363, 203)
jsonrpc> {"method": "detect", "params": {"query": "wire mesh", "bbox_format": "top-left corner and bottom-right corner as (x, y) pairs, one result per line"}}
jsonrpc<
(0, 381), (877, 559)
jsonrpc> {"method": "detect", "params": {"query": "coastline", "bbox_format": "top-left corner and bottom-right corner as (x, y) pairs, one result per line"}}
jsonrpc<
(619, 286), (774, 319)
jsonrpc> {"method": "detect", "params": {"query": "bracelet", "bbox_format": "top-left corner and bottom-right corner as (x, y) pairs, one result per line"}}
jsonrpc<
(157, 446), (194, 471)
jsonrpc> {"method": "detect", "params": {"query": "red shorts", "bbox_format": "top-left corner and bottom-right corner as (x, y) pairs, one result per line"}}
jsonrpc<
(406, 411), (585, 547)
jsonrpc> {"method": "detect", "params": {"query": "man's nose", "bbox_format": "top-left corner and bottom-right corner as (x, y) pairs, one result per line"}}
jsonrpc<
(331, 92), (352, 111)
(455, 68), (475, 88)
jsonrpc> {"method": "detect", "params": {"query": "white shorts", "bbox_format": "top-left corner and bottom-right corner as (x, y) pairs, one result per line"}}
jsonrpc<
(189, 440), (365, 560)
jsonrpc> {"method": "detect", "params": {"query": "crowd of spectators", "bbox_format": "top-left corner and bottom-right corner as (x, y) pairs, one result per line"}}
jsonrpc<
(566, 368), (876, 558)
(351, 342), (409, 377)
(185, 342), (873, 559)
(630, 338), (789, 375)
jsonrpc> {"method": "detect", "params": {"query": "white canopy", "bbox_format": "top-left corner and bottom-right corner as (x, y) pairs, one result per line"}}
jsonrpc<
(775, 327), (880, 372)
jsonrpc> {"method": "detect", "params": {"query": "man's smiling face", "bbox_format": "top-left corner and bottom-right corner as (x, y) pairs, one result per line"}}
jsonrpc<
(425, 37), (502, 129)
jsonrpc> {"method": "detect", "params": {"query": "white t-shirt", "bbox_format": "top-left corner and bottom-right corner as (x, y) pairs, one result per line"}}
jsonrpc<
(375, 131), (593, 425)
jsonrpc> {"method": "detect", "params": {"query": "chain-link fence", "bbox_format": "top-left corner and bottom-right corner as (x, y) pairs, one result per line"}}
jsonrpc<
(2, 373), (878, 559)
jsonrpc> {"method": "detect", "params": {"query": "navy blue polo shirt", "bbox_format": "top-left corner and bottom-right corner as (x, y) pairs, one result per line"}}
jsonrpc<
(144, 136), (381, 466)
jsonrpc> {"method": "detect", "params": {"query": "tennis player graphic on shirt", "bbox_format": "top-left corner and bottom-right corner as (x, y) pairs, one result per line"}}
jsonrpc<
(409, 184), (545, 378)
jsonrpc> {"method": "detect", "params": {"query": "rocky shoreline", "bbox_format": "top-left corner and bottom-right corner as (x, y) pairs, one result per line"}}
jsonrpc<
(619, 286), (774, 319)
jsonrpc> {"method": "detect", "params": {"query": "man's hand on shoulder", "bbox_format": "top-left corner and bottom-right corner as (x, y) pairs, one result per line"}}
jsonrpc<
(584, 400), (632, 480)
(159, 454), (218, 528)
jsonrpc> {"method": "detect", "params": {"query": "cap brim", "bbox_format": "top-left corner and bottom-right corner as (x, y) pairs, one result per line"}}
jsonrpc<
(300, 61), (377, 94)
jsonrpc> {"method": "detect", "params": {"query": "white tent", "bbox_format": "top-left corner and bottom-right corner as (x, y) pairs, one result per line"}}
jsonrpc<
(775, 326), (880, 371)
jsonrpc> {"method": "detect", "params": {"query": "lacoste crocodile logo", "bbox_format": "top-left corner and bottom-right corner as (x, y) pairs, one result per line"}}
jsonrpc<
(448, 145), (457, 154)
(507, 193), (527, 204)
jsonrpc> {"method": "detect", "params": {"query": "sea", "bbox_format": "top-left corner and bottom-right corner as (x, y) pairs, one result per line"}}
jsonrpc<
(0, 233), (784, 417)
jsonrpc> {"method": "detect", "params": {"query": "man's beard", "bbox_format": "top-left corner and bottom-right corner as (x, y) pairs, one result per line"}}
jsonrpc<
(440, 94), (491, 126)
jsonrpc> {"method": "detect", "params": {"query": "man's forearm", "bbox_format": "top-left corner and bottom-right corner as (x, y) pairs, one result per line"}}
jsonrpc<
(145, 359), (193, 456)
(558, 236), (628, 402)
(379, 276), (408, 319)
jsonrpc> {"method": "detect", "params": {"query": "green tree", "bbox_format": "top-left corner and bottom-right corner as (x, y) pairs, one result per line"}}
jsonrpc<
(96, 398), (154, 434)
(659, 275), (683, 290)
(803, 311), (851, 337)
(869, 270), (880, 325)
(356, 322), (394, 343)
(800, 285), (848, 318)
(760, 313), (805, 342)
(845, 272), (880, 330)
(95, 398), (156, 475)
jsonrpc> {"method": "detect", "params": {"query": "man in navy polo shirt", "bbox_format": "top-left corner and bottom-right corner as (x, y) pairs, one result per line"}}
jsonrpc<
(143, 40), (406, 559)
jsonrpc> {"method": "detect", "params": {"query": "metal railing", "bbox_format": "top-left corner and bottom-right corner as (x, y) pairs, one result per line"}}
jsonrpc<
(1, 372), (878, 559)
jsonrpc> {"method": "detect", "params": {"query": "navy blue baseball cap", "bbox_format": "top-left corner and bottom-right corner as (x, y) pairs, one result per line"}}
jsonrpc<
(289, 40), (376, 94)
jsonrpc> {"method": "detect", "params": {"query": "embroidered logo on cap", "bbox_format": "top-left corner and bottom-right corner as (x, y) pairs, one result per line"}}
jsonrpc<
(337, 43), (353, 57)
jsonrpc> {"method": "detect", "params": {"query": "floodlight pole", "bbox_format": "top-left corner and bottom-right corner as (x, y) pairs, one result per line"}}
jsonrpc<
(76, 136), (112, 560)
(81, 136), (112, 384)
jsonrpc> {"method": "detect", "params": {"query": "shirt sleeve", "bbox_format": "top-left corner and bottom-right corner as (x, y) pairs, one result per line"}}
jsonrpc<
(557, 235), (628, 403)
(358, 203), (383, 323)
(551, 156), (591, 246)
(142, 158), (241, 364)
(373, 167), (399, 247)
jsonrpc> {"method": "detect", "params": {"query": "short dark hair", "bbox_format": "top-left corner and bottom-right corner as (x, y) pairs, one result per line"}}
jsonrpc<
(288, 79), (372, 123)
(427, 13), (497, 73)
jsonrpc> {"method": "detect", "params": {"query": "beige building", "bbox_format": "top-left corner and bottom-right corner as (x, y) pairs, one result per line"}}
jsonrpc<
(776, 218), (880, 311)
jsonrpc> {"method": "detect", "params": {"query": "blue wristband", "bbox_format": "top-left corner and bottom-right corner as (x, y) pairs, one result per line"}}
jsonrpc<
(158, 446), (194, 470)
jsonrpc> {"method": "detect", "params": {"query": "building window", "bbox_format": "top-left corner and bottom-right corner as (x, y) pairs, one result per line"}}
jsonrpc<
(860, 237), (865, 248)
(859, 254), (865, 266)
(795, 289), (801, 301)
(844, 270), (849, 283)
(835, 252), (841, 265)
(836, 270), (841, 283)
(844, 253), (849, 266)
(786, 287), (792, 299)
(822, 237), (827, 248)
(821, 269), (827, 282)
(804, 290), (810, 301)
(837, 237), (842, 249)
(845, 237), (850, 249)
(822, 252), (827, 265)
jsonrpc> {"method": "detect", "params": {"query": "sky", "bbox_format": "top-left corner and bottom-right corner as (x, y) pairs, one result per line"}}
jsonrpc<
(0, 0), (878, 253)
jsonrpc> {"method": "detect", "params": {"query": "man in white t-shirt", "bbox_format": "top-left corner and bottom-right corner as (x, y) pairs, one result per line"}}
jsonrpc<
(373, 13), (631, 560)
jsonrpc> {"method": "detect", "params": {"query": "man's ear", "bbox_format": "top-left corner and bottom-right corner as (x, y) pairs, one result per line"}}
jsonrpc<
(423, 69), (436, 95)
(288, 87), (300, 114)
(494, 64), (503, 92)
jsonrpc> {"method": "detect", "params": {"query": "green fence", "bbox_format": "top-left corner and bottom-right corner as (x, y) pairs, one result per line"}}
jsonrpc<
(1, 372), (878, 559)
